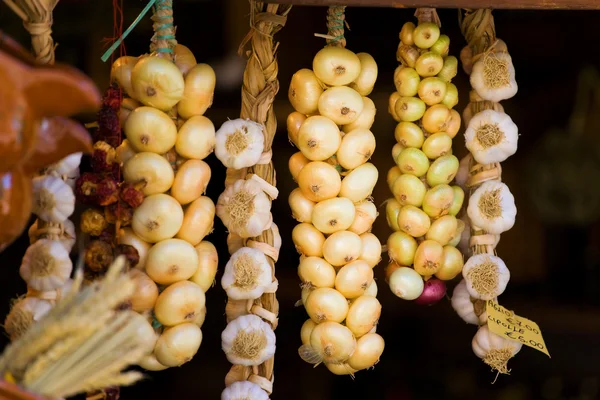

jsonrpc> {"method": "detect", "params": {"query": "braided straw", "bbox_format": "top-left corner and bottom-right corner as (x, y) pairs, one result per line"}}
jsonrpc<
(222, 1), (291, 394)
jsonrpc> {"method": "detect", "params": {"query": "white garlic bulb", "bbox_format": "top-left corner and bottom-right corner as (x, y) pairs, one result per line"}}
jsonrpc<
(221, 314), (276, 366)
(4, 296), (53, 341)
(221, 381), (269, 400)
(215, 119), (265, 169)
(20, 239), (73, 291)
(32, 175), (75, 223)
(28, 218), (76, 253)
(451, 279), (489, 325)
(472, 324), (522, 374)
(467, 181), (516, 234)
(464, 110), (518, 164)
(46, 152), (82, 177)
(470, 52), (517, 102)
(462, 253), (510, 300)
(221, 247), (275, 300)
(216, 178), (273, 239)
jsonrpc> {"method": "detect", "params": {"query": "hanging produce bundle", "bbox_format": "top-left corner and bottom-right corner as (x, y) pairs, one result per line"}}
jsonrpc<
(286, 6), (384, 377)
(451, 8), (522, 375)
(217, 2), (290, 399)
(384, 8), (464, 304)
(77, 1), (218, 373)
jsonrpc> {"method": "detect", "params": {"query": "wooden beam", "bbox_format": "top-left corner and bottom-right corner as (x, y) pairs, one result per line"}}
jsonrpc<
(261, 0), (600, 10)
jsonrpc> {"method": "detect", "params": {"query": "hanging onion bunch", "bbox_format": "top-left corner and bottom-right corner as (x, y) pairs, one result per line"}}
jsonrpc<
(454, 8), (522, 376)
(384, 9), (465, 306)
(98, 24), (218, 372)
(287, 6), (384, 377)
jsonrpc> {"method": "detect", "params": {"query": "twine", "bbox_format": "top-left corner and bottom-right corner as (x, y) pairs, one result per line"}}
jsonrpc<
(326, 6), (346, 47)
(150, 0), (176, 59)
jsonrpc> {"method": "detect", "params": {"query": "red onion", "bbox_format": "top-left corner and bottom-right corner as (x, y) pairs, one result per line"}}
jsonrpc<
(414, 278), (446, 305)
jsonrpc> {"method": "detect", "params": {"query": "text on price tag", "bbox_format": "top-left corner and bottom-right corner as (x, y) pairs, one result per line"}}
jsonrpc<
(485, 300), (550, 357)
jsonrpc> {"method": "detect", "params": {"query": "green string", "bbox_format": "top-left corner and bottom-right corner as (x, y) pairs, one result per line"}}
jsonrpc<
(154, 0), (173, 54)
(327, 9), (345, 45)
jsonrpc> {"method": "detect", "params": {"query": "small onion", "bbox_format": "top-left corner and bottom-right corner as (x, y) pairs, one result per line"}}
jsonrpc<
(387, 231), (418, 266)
(309, 321), (356, 364)
(124, 106), (177, 154)
(387, 166), (401, 190)
(110, 56), (138, 97)
(400, 22), (415, 45)
(131, 56), (184, 111)
(154, 281), (206, 326)
(301, 319), (317, 345)
(422, 132), (452, 159)
(336, 128), (376, 170)
(364, 280), (378, 297)
(395, 96), (426, 122)
(292, 223), (325, 257)
(129, 269), (158, 313)
(388, 92), (402, 122)
(426, 215), (458, 246)
(394, 121), (424, 148)
(415, 52), (444, 77)
(348, 333), (385, 370)
(385, 199), (402, 231)
(396, 148), (430, 177)
(435, 245), (464, 280)
(312, 197), (355, 234)
(289, 188), (315, 223)
(397, 44), (419, 68)
(430, 34), (450, 56)
(413, 22), (441, 49)
(305, 287), (349, 323)
(392, 143), (405, 163)
(340, 162), (378, 202)
(177, 63), (215, 118)
(418, 77), (447, 106)
(297, 116), (341, 161)
(446, 109), (462, 138)
(346, 295), (381, 338)
(175, 116), (216, 160)
(138, 353), (168, 371)
(392, 173), (427, 207)
(343, 97), (376, 133)
(189, 241), (219, 292)
(414, 278), (446, 305)
(437, 56), (458, 83)
(397, 205), (431, 238)
(298, 256), (336, 288)
(335, 260), (373, 299)
(176, 196), (215, 246)
(426, 155), (459, 187)
(394, 67), (420, 97)
(413, 240), (444, 276)
(123, 152), (174, 196)
(312, 47), (361, 86)
(389, 267), (424, 300)
(350, 52), (378, 96)
(442, 82), (459, 109)
(171, 159), (211, 205)
(385, 261), (402, 283)
(422, 184), (454, 218)
(288, 68), (323, 115)
(323, 230), (362, 267)
(318, 86), (364, 125)
(325, 362), (358, 376)
(449, 186), (465, 216)
(349, 200), (377, 235)
(146, 239), (199, 285)
(289, 151), (310, 181)
(298, 161), (341, 202)
(154, 323), (202, 367)
(422, 104), (451, 134)
(132, 194), (184, 243)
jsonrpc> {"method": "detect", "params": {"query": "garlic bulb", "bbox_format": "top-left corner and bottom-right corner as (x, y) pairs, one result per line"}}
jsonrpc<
(221, 381), (268, 400)
(221, 315), (276, 366)
(221, 247), (274, 300)
(215, 119), (265, 169)
(470, 52), (517, 102)
(216, 178), (274, 239)
(451, 279), (488, 325)
(20, 239), (72, 291)
(472, 324), (522, 374)
(462, 253), (510, 300)
(32, 175), (75, 223)
(464, 110), (518, 164)
(4, 297), (52, 341)
(28, 218), (76, 253)
(46, 152), (82, 177)
(467, 181), (516, 234)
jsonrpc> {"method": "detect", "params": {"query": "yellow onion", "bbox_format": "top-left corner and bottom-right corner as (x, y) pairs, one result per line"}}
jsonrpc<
(110, 56), (138, 97)
(387, 166), (401, 190)
(176, 196), (215, 246)
(395, 97), (426, 122)
(397, 43), (419, 68)
(394, 121), (424, 148)
(125, 106), (177, 154)
(146, 238), (199, 285)
(385, 260), (401, 283)
(155, 323), (202, 367)
(415, 52), (444, 77)
(346, 295), (381, 338)
(435, 245), (464, 280)
(171, 160), (211, 205)
(298, 161), (341, 202)
(131, 55), (184, 111)
(116, 139), (136, 165)
(132, 194), (184, 243)
(387, 231), (418, 266)
(154, 280), (205, 327)
(392, 173), (426, 207)
(301, 286), (315, 307)
(128, 269), (158, 313)
(174, 44), (197, 76)
(426, 155), (459, 187)
(177, 64), (216, 119)
(430, 34), (450, 56)
(175, 116), (216, 160)
(309, 321), (356, 364)
(350, 52), (378, 96)
(189, 241), (218, 291)
(389, 267), (424, 300)
(422, 132), (452, 159)
(442, 82), (459, 109)
(289, 68), (323, 115)
(388, 92), (402, 122)
(413, 22), (441, 49)
(359, 232), (381, 268)
(118, 227), (151, 269)
(335, 260), (373, 298)
(418, 77), (447, 106)
(312, 197), (355, 234)
(413, 240), (444, 276)
(305, 287), (349, 323)
(323, 230), (362, 267)
(297, 116), (341, 161)
(301, 319), (317, 345)
(449, 186), (465, 216)
(385, 199), (402, 231)
(337, 128), (376, 170)
(365, 280), (378, 297)
(446, 109), (462, 138)
(119, 99), (140, 130)
(422, 104), (451, 134)
(426, 215), (458, 246)
(340, 163), (378, 203)
(396, 148), (430, 177)
(193, 307), (207, 328)
(123, 152), (174, 196)
(394, 66), (420, 97)
(400, 22), (415, 45)
(318, 86), (364, 125)
(298, 256), (336, 288)
(287, 112), (306, 147)
(422, 184), (454, 218)
(348, 333), (385, 370)
(392, 143), (405, 163)
(343, 97), (376, 133)
(289, 151), (310, 181)
(398, 205), (431, 237)
(324, 363), (357, 376)
(438, 56), (458, 82)
(312, 47), (361, 86)
(349, 200), (377, 235)
(292, 223), (325, 257)
(289, 188), (315, 223)
(138, 353), (168, 371)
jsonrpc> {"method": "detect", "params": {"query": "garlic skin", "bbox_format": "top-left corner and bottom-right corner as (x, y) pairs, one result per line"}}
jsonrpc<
(468, 181), (516, 234)
(28, 218), (76, 253)
(216, 179), (272, 239)
(215, 119), (265, 169)
(464, 110), (518, 164)
(221, 381), (268, 400)
(20, 239), (72, 291)
(451, 280), (488, 325)
(45, 153), (82, 177)
(4, 297), (53, 341)
(32, 175), (75, 223)
(472, 324), (522, 373)
(221, 315), (276, 366)
(221, 247), (274, 300)
(470, 52), (518, 102)
(462, 253), (510, 300)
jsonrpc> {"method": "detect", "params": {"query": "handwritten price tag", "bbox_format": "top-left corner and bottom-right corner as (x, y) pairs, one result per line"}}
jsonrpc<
(485, 300), (550, 357)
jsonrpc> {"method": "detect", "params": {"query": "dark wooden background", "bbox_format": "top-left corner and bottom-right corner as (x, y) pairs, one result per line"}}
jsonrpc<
(1, 1), (600, 399)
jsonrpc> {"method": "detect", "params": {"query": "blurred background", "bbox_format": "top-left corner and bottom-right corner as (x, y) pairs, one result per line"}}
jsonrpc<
(2, 1), (600, 399)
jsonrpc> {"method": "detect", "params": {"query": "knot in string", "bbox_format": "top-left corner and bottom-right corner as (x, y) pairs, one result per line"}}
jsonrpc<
(326, 6), (346, 48)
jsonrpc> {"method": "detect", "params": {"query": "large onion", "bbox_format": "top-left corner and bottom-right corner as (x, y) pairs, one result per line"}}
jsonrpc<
(346, 295), (381, 338)
(323, 230), (362, 267)
(298, 256), (336, 288)
(154, 323), (202, 367)
(189, 241), (218, 292)
(145, 238), (199, 285)
(336, 128), (376, 170)
(171, 160), (211, 205)
(339, 163), (378, 202)
(335, 260), (373, 299)
(297, 116), (341, 161)
(309, 321), (356, 363)
(298, 161), (341, 202)
(131, 56), (185, 111)
(154, 280), (205, 326)
(123, 152), (174, 196)
(288, 68), (323, 115)
(311, 197), (355, 234)
(132, 194), (184, 243)
(312, 47), (361, 86)
(177, 63), (216, 119)
(175, 116), (216, 160)
(176, 196), (215, 246)
(292, 223), (325, 257)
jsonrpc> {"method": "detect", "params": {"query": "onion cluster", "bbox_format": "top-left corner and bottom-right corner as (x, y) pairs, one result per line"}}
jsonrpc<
(288, 44), (385, 375)
(385, 17), (464, 305)
(107, 44), (218, 371)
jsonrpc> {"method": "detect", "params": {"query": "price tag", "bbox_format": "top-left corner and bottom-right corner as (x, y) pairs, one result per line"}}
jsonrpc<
(485, 300), (550, 357)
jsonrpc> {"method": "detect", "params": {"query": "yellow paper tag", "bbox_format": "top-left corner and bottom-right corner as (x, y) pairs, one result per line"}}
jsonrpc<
(485, 299), (550, 357)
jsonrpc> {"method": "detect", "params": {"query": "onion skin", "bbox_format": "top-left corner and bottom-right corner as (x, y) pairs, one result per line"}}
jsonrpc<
(414, 279), (446, 305)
